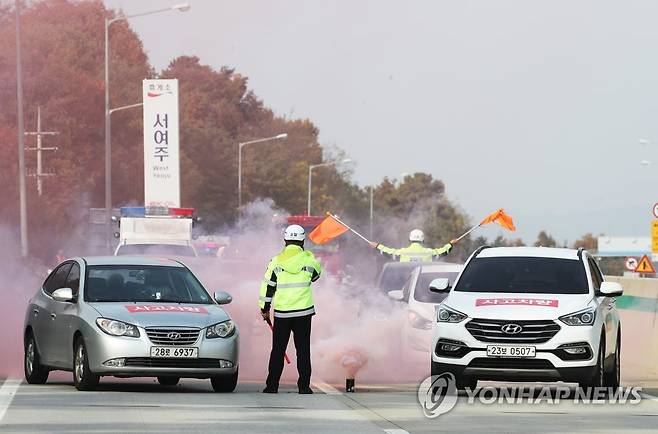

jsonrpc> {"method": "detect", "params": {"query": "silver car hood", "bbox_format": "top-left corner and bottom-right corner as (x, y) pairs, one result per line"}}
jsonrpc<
(88, 302), (229, 328)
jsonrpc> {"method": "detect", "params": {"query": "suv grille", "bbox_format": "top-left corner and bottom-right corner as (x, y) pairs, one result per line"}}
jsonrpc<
(465, 318), (560, 344)
(146, 328), (200, 346)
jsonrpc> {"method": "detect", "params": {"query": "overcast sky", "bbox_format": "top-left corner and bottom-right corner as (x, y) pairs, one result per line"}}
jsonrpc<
(102, 0), (658, 243)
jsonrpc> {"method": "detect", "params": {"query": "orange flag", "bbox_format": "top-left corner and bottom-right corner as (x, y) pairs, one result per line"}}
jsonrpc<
(479, 208), (516, 231)
(309, 215), (349, 244)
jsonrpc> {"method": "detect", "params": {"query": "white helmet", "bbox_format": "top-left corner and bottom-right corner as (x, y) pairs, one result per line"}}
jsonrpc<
(409, 229), (425, 243)
(284, 224), (306, 241)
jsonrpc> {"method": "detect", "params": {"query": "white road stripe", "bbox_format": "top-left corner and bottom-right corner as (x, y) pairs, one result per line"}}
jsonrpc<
(0, 379), (21, 423)
(312, 381), (342, 395)
(314, 380), (410, 434)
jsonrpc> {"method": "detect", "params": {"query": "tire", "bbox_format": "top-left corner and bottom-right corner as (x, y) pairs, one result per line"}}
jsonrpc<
(24, 333), (49, 384)
(581, 335), (605, 390)
(157, 377), (180, 386)
(73, 338), (99, 391)
(210, 369), (238, 393)
(604, 330), (621, 389)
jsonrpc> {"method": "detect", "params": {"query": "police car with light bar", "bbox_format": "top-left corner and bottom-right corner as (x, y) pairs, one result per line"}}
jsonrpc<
(113, 206), (200, 257)
(429, 247), (623, 389)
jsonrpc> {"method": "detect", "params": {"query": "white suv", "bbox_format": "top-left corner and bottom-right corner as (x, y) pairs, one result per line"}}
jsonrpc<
(430, 247), (623, 389)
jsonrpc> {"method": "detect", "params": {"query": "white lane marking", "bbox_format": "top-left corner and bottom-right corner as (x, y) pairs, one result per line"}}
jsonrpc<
(0, 379), (21, 423)
(312, 381), (342, 395)
(314, 380), (411, 434)
(640, 392), (658, 402)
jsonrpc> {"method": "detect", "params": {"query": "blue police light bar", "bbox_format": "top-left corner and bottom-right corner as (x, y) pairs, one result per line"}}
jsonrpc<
(120, 207), (146, 217)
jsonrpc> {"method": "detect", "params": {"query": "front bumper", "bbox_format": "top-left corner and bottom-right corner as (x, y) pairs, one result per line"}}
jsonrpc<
(431, 319), (601, 383)
(85, 325), (239, 378)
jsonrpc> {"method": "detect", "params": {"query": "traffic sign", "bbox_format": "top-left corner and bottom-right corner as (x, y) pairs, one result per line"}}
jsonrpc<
(625, 257), (639, 271)
(653, 220), (658, 253)
(653, 203), (658, 219)
(634, 255), (656, 274)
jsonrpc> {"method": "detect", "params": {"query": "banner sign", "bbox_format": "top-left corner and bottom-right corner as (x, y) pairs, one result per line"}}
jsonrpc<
(475, 298), (559, 307)
(143, 79), (180, 207)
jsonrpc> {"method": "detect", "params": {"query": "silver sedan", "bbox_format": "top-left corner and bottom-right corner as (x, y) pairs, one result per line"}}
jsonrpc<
(23, 256), (239, 391)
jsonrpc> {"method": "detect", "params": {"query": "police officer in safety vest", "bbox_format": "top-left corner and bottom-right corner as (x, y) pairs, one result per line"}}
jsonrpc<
(371, 229), (454, 262)
(259, 224), (321, 394)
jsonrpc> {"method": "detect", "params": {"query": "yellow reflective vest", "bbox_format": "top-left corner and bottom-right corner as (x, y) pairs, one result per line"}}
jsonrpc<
(377, 241), (452, 262)
(258, 245), (321, 318)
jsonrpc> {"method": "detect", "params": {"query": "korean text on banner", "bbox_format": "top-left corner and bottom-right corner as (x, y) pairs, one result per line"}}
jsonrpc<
(143, 79), (180, 207)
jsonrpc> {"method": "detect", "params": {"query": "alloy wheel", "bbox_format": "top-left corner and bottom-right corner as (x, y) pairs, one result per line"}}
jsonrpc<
(75, 344), (84, 384)
(25, 340), (35, 377)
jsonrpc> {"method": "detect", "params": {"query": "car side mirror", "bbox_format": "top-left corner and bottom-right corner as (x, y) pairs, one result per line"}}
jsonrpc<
(52, 287), (74, 302)
(429, 278), (451, 293)
(597, 281), (623, 297)
(214, 291), (232, 305)
(387, 290), (405, 301)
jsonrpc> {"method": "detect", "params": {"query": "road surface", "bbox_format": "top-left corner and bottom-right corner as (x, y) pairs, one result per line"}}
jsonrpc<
(1, 377), (658, 433)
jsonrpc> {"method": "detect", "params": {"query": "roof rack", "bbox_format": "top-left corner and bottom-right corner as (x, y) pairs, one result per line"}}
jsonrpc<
(472, 245), (492, 257)
(577, 247), (585, 259)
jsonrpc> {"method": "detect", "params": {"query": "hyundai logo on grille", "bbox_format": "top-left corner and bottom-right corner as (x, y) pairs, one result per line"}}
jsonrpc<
(167, 332), (182, 340)
(501, 323), (523, 334)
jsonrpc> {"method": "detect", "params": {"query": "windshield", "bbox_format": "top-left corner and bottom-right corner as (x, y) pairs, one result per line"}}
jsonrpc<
(454, 257), (588, 294)
(414, 271), (460, 303)
(116, 244), (196, 257)
(378, 265), (418, 293)
(85, 265), (212, 303)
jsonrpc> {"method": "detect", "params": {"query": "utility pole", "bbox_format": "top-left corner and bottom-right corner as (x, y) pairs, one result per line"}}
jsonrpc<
(25, 107), (59, 195)
(15, 0), (28, 257)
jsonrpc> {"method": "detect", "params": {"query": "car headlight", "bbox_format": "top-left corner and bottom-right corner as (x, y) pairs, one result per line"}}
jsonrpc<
(436, 305), (468, 323)
(96, 318), (140, 337)
(559, 307), (596, 326)
(206, 320), (235, 339)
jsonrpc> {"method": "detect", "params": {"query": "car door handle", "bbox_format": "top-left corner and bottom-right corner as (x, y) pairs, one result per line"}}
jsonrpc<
(33, 309), (39, 316)
(50, 313), (56, 319)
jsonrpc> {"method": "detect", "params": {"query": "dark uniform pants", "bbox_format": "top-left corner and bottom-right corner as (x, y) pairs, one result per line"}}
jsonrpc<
(266, 314), (312, 389)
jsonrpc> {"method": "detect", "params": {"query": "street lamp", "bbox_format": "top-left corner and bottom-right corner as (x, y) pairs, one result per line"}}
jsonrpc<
(237, 133), (288, 224)
(104, 3), (190, 248)
(307, 159), (351, 216)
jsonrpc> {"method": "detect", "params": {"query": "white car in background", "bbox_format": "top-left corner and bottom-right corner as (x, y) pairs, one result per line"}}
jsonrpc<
(388, 263), (463, 354)
(430, 247), (622, 390)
